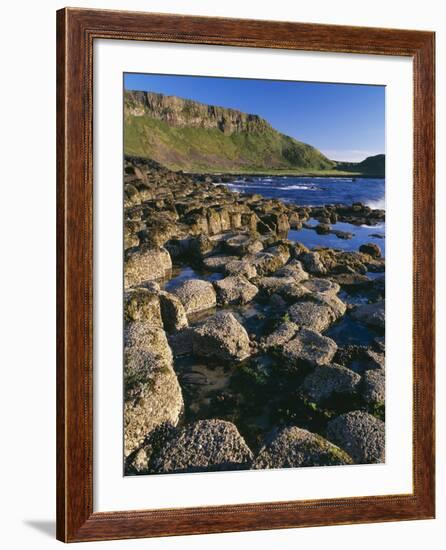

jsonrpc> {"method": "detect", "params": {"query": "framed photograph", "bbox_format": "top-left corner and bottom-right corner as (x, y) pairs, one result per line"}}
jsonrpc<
(56, 8), (435, 542)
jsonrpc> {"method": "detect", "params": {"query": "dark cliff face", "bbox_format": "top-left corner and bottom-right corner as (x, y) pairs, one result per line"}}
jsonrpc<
(125, 90), (273, 135)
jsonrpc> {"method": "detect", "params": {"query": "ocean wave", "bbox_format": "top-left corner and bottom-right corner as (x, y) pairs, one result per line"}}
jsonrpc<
(365, 197), (385, 209)
(282, 185), (320, 191)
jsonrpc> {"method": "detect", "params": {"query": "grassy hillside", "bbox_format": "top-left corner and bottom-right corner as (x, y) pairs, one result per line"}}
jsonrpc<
(336, 154), (385, 177)
(124, 94), (335, 173)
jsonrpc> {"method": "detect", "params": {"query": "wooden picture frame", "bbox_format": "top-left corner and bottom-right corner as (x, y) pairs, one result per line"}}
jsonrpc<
(56, 7), (435, 542)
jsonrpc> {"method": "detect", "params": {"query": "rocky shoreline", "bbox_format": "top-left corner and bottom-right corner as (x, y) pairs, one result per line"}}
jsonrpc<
(123, 155), (385, 475)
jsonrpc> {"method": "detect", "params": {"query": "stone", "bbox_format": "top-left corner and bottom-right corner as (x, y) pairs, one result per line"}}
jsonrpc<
(124, 288), (162, 326)
(224, 258), (258, 279)
(172, 279), (217, 315)
(261, 321), (300, 350)
(124, 246), (172, 288)
(123, 324), (183, 457)
(248, 245), (290, 276)
(256, 276), (309, 301)
(151, 419), (253, 473)
(282, 328), (338, 367)
(203, 255), (238, 272)
(315, 223), (331, 234)
(158, 290), (188, 332)
(302, 364), (361, 404)
(189, 234), (215, 259)
(359, 243), (382, 258)
(351, 301), (385, 329)
(192, 312), (251, 362)
(252, 427), (352, 469)
(300, 251), (327, 275)
(223, 233), (264, 255)
(312, 293), (347, 319)
(213, 275), (259, 305)
(361, 369), (385, 405)
(331, 273), (372, 288)
(332, 230), (353, 240)
(302, 277), (340, 297)
(326, 410), (385, 464)
(274, 259), (309, 282)
(287, 301), (337, 332)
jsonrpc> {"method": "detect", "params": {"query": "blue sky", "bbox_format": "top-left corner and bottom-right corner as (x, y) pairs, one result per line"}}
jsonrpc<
(124, 73), (385, 162)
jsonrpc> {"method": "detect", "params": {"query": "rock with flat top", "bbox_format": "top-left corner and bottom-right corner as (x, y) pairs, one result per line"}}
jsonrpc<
(214, 275), (258, 305)
(282, 328), (338, 367)
(302, 364), (361, 404)
(192, 311), (251, 362)
(172, 279), (217, 315)
(252, 427), (352, 469)
(326, 410), (385, 464)
(152, 419), (253, 473)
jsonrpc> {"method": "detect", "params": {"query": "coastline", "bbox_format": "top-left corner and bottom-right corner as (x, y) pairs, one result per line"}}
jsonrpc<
(123, 155), (385, 475)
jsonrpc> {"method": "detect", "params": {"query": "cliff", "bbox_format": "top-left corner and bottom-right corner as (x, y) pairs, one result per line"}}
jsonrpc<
(124, 91), (336, 173)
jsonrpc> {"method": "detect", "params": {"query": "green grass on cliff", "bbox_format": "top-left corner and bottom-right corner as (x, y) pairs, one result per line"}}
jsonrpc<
(124, 115), (335, 173)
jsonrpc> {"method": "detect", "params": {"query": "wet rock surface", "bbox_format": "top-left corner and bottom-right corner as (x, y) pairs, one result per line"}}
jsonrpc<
(123, 156), (386, 474)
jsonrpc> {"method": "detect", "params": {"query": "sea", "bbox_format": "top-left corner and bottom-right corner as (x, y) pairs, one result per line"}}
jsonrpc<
(224, 176), (386, 255)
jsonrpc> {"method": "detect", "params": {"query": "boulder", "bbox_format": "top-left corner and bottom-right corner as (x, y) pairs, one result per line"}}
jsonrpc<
(158, 291), (188, 332)
(331, 273), (372, 288)
(192, 312), (251, 362)
(282, 328), (338, 367)
(248, 245), (290, 276)
(151, 420), (253, 473)
(252, 427), (352, 469)
(223, 233), (264, 255)
(224, 258), (258, 279)
(332, 230), (353, 240)
(361, 369), (385, 405)
(261, 321), (299, 350)
(189, 234), (215, 259)
(302, 364), (361, 404)
(312, 293), (347, 319)
(300, 251), (327, 275)
(124, 288), (162, 326)
(257, 276), (309, 301)
(326, 410), (385, 464)
(203, 254), (238, 272)
(351, 301), (385, 329)
(124, 246), (172, 288)
(287, 301), (337, 332)
(359, 243), (382, 258)
(315, 223), (331, 235)
(274, 259), (309, 282)
(172, 279), (217, 315)
(303, 277), (340, 297)
(123, 324), (183, 457)
(213, 275), (259, 305)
